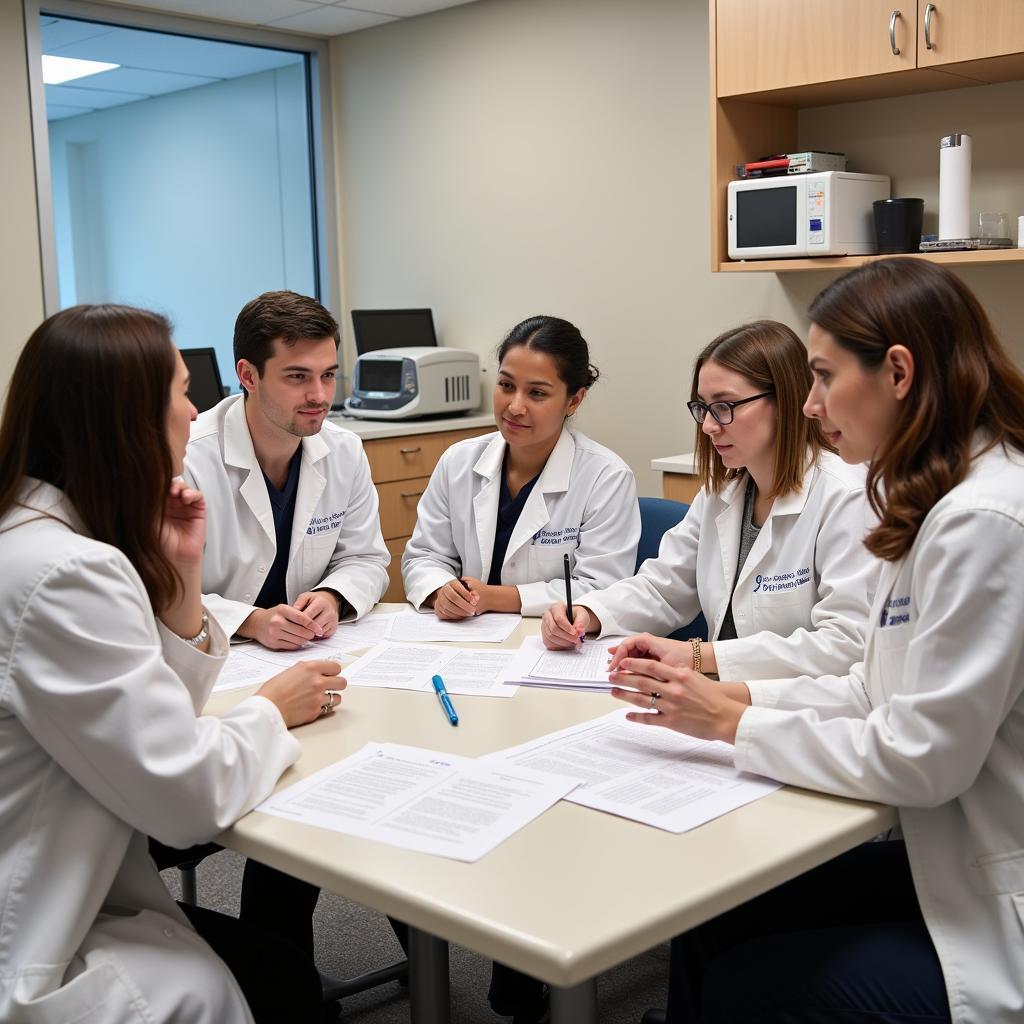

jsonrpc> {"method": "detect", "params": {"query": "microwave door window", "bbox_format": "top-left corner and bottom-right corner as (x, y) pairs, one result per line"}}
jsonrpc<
(360, 360), (403, 393)
(736, 186), (798, 248)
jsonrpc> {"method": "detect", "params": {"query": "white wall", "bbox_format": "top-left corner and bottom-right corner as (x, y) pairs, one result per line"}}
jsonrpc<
(330, 0), (808, 494)
(47, 61), (316, 385)
(0, 2), (46, 398)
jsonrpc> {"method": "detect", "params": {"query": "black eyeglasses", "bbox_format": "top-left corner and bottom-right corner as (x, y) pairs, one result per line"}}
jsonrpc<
(687, 390), (774, 425)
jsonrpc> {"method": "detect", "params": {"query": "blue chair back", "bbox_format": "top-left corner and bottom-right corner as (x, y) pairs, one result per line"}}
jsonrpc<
(636, 496), (708, 642)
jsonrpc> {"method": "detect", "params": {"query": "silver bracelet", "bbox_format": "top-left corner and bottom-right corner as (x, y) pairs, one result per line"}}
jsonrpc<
(183, 612), (210, 648)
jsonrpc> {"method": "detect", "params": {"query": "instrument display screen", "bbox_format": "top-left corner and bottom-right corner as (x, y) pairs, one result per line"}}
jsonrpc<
(358, 359), (403, 393)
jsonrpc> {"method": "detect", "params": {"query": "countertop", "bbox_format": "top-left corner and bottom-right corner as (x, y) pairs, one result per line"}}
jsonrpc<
(651, 452), (696, 474)
(328, 409), (494, 441)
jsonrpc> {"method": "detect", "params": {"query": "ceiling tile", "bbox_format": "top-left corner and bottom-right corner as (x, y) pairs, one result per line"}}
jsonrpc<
(40, 16), (119, 50)
(45, 83), (150, 109)
(92, 0), (326, 25)
(46, 103), (97, 120)
(51, 27), (305, 77)
(267, 6), (397, 33)
(84, 66), (221, 95)
(335, 0), (477, 17)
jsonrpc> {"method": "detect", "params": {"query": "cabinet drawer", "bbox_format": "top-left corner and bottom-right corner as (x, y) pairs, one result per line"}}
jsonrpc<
(383, 536), (409, 603)
(363, 427), (492, 483)
(377, 477), (430, 539)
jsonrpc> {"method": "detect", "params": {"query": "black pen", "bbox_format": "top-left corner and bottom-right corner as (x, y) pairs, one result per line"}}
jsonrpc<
(563, 552), (583, 645)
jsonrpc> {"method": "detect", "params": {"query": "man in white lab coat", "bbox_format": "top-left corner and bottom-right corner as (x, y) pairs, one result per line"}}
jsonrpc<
(185, 292), (389, 649)
(181, 290), (390, 959)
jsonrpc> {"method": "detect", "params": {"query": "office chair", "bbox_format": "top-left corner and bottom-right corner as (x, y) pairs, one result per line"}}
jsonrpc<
(636, 496), (708, 642)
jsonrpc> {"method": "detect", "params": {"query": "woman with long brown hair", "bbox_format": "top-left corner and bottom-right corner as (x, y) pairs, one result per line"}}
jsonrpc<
(543, 320), (878, 686)
(0, 305), (343, 1024)
(617, 259), (1024, 1024)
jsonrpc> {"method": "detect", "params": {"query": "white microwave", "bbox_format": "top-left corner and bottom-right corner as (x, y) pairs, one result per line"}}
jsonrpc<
(344, 346), (481, 420)
(727, 171), (890, 260)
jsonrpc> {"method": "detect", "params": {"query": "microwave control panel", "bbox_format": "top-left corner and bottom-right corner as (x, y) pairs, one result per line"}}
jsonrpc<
(807, 180), (825, 245)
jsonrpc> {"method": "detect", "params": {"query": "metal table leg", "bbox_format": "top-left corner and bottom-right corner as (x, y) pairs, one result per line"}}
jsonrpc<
(551, 977), (597, 1024)
(408, 926), (450, 1024)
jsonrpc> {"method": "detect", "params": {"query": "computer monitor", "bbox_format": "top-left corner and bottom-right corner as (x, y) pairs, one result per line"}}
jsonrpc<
(180, 347), (226, 413)
(351, 308), (437, 355)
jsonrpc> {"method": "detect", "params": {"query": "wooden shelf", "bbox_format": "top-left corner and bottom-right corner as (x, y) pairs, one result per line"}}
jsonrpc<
(718, 248), (1024, 274)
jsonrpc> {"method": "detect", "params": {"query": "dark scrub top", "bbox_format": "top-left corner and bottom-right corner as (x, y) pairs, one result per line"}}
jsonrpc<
(255, 447), (302, 609)
(487, 463), (541, 586)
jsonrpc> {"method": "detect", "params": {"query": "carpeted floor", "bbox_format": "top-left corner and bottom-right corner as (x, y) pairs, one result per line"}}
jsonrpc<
(162, 849), (668, 1022)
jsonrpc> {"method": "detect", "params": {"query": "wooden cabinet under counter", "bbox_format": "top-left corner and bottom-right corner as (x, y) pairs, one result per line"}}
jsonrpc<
(330, 413), (494, 602)
(652, 453), (700, 505)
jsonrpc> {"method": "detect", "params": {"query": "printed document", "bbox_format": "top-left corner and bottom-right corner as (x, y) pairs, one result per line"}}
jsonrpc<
(502, 635), (630, 690)
(342, 642), (519, 696)
(389, 609), (522, 643)
(212, 650), (280, 692)
(317, 612), (398, 653)
(258, 742), (581, 862)
(213, 646), (351, 694)
(486, 709), (781, 833)
(211, 613), (400, 693)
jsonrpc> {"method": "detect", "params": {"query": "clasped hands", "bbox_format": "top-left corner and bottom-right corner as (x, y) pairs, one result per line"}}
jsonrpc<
(604, 633), (751, 745)
(240, 590), (343, 651)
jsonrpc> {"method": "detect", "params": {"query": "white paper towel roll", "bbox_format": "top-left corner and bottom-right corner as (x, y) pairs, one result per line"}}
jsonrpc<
(939, 133), (971, 240)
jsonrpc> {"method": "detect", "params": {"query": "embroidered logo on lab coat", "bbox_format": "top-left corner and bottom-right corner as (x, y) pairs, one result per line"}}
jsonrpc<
(531, 527), (579, 546)
(753, 567), (811, 593)
(307, 510), (346, 535)
(879, 595), (911, 627)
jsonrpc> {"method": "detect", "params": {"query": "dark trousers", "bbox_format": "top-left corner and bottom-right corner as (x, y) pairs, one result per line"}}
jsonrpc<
(667, 840), (951, 1023)
(240, 859), (411, 958)
(181, 901), (322, 1023)
(240, 859), (322, 956)
(488, 961), (545, 1018)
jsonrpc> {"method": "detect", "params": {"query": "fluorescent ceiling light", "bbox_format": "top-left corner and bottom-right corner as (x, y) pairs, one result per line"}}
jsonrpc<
(42, 55), (119, 85)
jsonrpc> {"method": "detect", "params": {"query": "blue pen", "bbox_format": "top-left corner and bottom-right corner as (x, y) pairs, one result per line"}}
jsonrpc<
(431, 674), (459, 726)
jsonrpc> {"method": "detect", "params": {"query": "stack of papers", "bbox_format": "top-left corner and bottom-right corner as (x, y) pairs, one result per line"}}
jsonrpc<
(211, 610), (522, 694)
(342, 642), (519, 697)
(388, 610), (522, 643)
(501, 635), (629, 691)
(486, 710), (781, 833)
(258, 742), (581, 862)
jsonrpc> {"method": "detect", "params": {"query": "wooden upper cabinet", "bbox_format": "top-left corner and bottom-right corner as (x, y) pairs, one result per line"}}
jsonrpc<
(916, 1), (1024, 68)
(716, 0), (918, 97)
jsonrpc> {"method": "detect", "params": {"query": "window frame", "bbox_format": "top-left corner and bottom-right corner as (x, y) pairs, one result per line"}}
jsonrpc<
(22, 0), (340, 321)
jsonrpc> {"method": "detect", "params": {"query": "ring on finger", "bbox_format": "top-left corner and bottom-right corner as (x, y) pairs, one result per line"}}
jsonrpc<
(319, 702), (332, 716)
(649, 690), (662, 710)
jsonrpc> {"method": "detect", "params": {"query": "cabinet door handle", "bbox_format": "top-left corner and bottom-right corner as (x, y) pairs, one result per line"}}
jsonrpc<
(399, 446), (422, 454)
(889, 9), (901, 55)
(924, 3), (936, 50)
(400, 489), (425, 498)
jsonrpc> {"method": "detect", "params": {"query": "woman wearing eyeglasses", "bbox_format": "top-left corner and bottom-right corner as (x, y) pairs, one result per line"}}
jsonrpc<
(542, 320), (878, 684)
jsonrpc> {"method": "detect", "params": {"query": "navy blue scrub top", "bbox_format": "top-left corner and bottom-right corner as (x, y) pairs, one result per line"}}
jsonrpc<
(487, 461), (540, 586)
(255, 447), (302, 609)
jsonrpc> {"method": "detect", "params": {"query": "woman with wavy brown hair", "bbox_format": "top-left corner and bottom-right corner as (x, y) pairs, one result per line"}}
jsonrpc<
(617, 259), (1024, 1024)
(0, 305), (343, 1024)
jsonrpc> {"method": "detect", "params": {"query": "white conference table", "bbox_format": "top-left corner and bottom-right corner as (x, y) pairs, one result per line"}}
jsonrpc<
(210, 607), (896, 1023)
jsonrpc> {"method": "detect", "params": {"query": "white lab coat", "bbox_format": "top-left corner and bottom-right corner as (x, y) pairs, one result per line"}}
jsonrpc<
(185, 396), (390, 637)
(402, 428), (640, 615)
(580, 451), (878, 680)
(0, 481), (301, 1024)
(735, 441), (1024, 1023)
